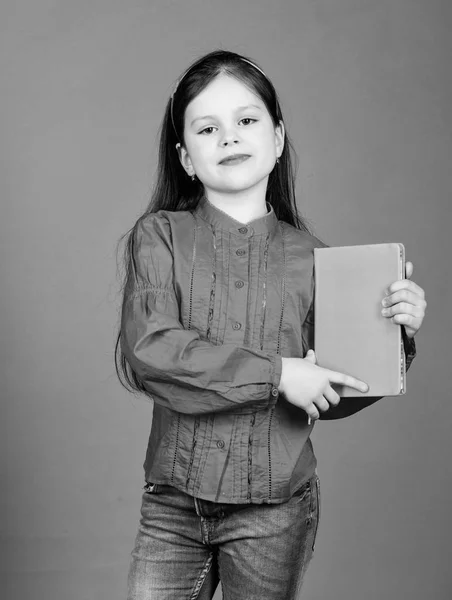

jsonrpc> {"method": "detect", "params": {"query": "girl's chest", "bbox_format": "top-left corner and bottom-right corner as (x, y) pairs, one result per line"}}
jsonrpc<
(172, 228), (315, 352)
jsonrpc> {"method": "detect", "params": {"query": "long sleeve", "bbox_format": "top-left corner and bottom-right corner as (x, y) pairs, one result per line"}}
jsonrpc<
(120, 214), (282, 415)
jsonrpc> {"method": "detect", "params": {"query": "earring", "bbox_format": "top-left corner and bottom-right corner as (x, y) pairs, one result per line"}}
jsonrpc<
(191, 174), (196, 182)
(276, 157), (280, 164)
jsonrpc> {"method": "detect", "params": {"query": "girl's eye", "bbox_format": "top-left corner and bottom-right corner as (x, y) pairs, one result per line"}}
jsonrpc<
(239, 118), (257, 126)
(199, 126), (216, 135)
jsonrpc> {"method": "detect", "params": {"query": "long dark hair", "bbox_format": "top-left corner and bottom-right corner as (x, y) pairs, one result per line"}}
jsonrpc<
(115, 49), (312, 393)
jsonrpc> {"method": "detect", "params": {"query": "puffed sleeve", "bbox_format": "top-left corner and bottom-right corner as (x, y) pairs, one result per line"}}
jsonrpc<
(120, 214), (282, 415)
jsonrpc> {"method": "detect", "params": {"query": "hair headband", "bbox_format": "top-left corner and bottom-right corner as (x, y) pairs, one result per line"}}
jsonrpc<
(170, 57), (268, 142)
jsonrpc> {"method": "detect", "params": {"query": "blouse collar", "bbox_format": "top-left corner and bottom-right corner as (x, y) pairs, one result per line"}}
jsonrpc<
(195, 197), (279, 237)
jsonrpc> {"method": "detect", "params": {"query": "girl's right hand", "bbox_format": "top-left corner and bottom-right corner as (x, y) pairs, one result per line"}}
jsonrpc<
(278, 350), (369, 421)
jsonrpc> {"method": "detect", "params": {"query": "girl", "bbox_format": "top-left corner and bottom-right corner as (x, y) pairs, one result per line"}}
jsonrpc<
(116, 50), (426, 600)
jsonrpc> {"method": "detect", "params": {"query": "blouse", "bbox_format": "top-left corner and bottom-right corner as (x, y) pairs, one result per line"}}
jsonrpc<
(120, 197), (416, 504)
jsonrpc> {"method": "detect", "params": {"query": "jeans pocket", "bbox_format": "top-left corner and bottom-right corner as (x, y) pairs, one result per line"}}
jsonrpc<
(311, 475), (320, 552)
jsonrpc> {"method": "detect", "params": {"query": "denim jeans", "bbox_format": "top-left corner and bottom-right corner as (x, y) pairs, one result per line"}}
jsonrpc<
(127, 473), (320, 600)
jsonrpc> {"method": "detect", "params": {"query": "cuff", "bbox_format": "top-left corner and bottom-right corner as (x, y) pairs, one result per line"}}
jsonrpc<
(269, 354), (283, 404)
(402, 327), (417, 372)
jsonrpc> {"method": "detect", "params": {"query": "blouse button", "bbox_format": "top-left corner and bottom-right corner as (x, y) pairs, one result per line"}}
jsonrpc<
(216, 440), (225, 449)
(232, 322), (242, 330)
(235, 280), (244, 289)
(238, 227), (248, 234)
(236, 249), (245, 256)
(271, 387), (279, 398)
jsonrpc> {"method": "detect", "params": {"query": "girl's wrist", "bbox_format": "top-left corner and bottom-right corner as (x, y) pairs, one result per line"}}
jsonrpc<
(278, 357), (288, 393)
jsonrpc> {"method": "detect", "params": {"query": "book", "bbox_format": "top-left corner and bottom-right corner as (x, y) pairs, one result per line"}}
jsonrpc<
(314, 243), (406, 397)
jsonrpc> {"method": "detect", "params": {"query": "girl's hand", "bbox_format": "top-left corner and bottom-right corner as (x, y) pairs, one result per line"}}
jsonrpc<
(278, 351), (368, 421)
(381, 261), (427, 339)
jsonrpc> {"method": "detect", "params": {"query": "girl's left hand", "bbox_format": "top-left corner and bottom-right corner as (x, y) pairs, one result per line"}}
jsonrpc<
(381, 261), (426, 339)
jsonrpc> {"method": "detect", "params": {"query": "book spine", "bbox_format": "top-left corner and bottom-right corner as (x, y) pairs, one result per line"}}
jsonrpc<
(399, 244), (406, 394)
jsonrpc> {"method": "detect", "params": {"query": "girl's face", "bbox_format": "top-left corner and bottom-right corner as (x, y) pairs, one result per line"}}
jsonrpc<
(178, 74), (284, 199)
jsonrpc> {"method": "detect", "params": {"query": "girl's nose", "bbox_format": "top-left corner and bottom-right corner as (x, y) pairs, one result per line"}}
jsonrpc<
(220, 130), (239, 146)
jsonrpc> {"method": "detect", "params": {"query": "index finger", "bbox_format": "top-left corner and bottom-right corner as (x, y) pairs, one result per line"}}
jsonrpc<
(326, 370), (369, 393)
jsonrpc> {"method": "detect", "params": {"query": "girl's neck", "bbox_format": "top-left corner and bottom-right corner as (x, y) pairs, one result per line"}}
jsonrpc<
(205, 186), (268, 224)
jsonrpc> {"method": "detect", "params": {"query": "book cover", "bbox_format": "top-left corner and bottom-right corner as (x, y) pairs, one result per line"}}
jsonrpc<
(314, 243), (406, 397)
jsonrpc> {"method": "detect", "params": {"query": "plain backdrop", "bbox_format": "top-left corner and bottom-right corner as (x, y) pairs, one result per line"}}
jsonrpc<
(2, 1), (451, 599)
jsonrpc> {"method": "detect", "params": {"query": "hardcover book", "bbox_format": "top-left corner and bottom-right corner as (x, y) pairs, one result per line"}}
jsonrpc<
(314, 243), (406, 397)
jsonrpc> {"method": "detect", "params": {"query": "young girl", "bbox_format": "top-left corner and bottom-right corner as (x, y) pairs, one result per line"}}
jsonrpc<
(116, 50), (426, 600)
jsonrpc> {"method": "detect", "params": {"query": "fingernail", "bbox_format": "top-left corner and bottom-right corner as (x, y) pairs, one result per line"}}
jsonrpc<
(382, 298), (388, 307)
(381, 308), (389, 316)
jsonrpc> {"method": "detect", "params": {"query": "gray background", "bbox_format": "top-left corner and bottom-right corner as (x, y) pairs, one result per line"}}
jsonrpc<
(2, 1), (451, 599)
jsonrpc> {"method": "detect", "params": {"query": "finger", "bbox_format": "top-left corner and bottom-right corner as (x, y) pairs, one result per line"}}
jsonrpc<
(323, 385), (341, 407)
(382, 302), (424, 318)
(382, 289), (427, 309)
(391, 313), (421, 327)
(405, 261), (414, 279)
(387, 279), (425, 299)
(314, 395), (330, 413)
(305, 404), (320, 421)
(304, 349), (317, 364)
(326, 370), (369, 393)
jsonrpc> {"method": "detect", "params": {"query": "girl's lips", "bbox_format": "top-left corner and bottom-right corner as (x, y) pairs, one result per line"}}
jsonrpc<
(219, 154), (251, 166)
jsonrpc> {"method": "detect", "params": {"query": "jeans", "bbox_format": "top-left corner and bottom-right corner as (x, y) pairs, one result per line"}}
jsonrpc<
(127, 473), (320, 600)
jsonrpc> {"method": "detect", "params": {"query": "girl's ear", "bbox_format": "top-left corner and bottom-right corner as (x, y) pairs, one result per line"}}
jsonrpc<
(275, 120), (285, 159)
(176, 143), (195, 177)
